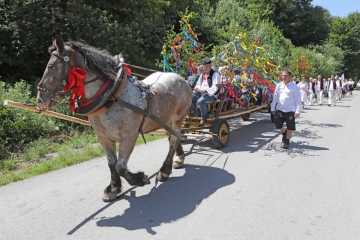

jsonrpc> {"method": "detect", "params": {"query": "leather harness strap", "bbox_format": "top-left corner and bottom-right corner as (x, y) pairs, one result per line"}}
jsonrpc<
(86, 70), (128, 117)
(115, 98), (186, 141)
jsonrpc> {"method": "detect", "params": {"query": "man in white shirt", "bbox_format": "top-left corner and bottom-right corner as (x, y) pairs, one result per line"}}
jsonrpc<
(308, 77), (317, 106)
(335, 75), (342, 100)
(271, 70), (301, 149)
(327, 75), (337, 106)
(316, 75), (325, 105)
(191, 58), (221, 125)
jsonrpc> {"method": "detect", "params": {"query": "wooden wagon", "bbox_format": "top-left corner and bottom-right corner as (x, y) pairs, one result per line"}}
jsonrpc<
(181, 83), (272, 149)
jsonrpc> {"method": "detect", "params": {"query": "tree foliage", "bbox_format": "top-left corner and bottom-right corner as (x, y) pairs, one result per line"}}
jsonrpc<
(244, 0), (331, 46)
(327, 12), (360, 79)
(0, 0), (171, 84)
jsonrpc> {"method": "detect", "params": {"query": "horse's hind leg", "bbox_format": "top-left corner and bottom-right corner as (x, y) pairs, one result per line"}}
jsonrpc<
(157, 134), (177, 181)
(172, 141), (185, 169)
(158, 120), (183, 181)
(116, 136), (150, 187)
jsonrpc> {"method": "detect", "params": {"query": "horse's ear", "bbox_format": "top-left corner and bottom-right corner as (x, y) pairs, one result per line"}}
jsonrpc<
(53, 35), (65, 53)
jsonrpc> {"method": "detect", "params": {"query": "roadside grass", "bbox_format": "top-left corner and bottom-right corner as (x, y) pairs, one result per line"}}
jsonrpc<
(0, 131), (165, 186)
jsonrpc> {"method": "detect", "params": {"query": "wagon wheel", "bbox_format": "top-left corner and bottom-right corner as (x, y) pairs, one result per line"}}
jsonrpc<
(211, 119), (230, 149)
(270, 112), (275, 123)
(241, 113), (250, 121)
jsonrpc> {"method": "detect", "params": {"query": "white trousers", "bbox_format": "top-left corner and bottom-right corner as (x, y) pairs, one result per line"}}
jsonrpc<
(336, 88), (342, 100)
(308, 91), (314, 105)
(316, 90), (323, 104)
(328, 90), (336, 105)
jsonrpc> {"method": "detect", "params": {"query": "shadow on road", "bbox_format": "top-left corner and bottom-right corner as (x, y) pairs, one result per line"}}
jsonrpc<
(92, 165), (235, 234)
(182, 117), (339, 160)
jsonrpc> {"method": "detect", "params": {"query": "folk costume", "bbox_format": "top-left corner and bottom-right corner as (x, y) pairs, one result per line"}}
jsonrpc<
(327, 79), (337, 106)
(316, 78), (324, 105)
(336, 78), (342, 100)
(348, 79), (354, 94)
(297, 81), (309, 103)
(191, 66), (221, 123)
(308, 81), (317, 106)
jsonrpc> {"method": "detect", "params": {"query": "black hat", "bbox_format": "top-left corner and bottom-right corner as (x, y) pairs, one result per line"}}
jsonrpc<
(202, 57), (212, 65)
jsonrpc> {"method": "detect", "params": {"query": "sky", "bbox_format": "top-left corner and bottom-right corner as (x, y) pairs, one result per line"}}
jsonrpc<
(312, 0), (360, 17)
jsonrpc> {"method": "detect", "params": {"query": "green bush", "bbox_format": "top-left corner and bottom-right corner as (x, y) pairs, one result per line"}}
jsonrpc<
(0, 80), (91, 160)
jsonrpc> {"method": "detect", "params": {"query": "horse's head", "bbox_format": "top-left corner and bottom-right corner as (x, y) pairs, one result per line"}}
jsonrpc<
(37, 36), (83, 110)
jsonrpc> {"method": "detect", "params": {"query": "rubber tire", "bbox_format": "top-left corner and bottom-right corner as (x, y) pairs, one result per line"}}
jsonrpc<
(270, 112), (275, 123)
(211, 119), (230, 149)
(241, 113), (250, 121)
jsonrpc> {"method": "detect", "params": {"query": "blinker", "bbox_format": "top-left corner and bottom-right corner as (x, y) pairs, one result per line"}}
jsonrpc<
(64, 56), (70, 62)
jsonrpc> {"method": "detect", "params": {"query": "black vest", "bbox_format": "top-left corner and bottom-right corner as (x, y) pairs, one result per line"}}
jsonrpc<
(206, 69), (216, 87)
(317, 80), (324, 90)
(329, 80), (336, 89)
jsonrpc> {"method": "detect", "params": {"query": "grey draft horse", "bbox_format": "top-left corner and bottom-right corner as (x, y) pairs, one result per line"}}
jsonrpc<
(37, 36), (192, 201)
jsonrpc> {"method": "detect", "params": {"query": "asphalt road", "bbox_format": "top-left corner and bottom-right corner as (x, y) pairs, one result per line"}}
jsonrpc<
(1, 92), (360, 240)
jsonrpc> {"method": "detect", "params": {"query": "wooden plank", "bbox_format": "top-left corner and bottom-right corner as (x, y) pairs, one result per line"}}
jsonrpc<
(3, 100), (91, 126)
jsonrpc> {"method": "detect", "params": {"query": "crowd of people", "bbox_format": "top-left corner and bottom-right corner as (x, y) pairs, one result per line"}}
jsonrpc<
(294, 75), (355, 108)
(188, 58), (266, 125)
(187, 58), (356, 149)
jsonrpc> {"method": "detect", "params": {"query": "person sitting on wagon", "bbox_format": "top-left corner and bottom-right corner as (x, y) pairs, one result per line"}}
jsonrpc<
(190, 58), (221, 125)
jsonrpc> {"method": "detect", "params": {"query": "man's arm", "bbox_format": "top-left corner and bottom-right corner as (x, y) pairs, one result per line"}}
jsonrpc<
(194, 74), (202, 92)
(294, 85), (302, 115)
(270, 83), (280, 113)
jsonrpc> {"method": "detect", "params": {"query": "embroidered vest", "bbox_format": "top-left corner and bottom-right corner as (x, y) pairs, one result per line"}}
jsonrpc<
(206, 69), (216, 87)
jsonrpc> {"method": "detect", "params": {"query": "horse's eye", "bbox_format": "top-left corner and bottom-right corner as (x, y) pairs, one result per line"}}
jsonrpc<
(48, 65), (55, 71)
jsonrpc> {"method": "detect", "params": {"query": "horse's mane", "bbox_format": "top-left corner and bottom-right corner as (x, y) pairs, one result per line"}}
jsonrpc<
(66, 41), (117, 80)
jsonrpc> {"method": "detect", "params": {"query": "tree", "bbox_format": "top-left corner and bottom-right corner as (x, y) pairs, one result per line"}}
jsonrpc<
(0, 0), (171, 83)
(327, 12), (360, 79)
(243, 0), (331, 46)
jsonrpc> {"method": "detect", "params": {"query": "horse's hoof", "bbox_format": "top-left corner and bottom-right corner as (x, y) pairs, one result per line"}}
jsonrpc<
(143, 176), (151, 185)
(172, 154), (185, 169)
(157, 171), (170, 182)
(102, 191), (118, 202)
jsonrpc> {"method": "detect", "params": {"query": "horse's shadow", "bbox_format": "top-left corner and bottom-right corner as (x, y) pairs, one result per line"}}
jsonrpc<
(96, 165), (235, 234)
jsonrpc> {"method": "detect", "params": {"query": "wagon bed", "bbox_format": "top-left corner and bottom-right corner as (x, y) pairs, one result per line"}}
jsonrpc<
(181, 84), (272, 148)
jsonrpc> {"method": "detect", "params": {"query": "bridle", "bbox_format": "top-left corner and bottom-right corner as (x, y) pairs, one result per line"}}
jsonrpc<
(37, 46), (72, 104)
(37, 46), (100, 102)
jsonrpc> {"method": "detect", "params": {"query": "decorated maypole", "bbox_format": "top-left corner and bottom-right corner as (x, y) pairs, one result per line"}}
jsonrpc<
(212, 30), (282, 105)
(158, 12), (284, 106)
(158, 11), (208, 80)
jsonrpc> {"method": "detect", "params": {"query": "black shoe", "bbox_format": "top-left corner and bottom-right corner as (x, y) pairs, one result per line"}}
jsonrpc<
(282, 130), (287, 143)
(283, 139), (289, 149)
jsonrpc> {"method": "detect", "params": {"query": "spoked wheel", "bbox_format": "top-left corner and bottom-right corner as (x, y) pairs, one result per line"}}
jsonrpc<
(241, 113), (250, 121)
(211, 119), (230, 149)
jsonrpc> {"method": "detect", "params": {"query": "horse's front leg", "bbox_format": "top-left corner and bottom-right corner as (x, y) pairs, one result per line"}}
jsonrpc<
(116, 135), (150, 187)
(172, 141), (185, 169)
(97, 136), (122, 202)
